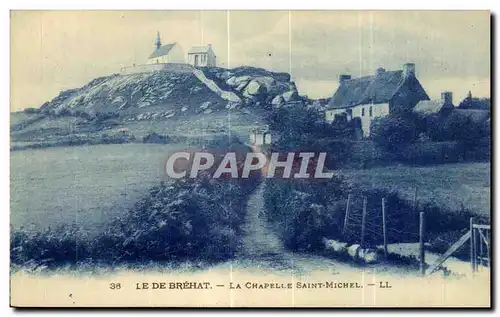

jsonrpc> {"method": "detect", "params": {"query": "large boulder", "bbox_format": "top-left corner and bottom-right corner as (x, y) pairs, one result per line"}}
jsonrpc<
(226, 75), (251, 87)
(244, 80), (266, 96)
(282, 89), (299, 102)
(271, 95), (285, 107)
(347, 244), (361, 258)
(220, 71), (232, 81)
(323, 238), (348, 253)
(362, 249), (381, 264)
(254, 76), (277, 93)
(235, 81), (249, 92)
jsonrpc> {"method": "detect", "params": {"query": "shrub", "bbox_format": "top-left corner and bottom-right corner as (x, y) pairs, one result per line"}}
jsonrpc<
(263, 177), (487, 258)
(11, 139), (260, 268)
(371, 112), (421, 152)
(401, 141), (463, 165)
(142, 132), (170, 144)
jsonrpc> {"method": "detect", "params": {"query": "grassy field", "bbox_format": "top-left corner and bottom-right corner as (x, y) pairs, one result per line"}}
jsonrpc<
(338, 162), (490, 217)
(10, 143), (187, 235)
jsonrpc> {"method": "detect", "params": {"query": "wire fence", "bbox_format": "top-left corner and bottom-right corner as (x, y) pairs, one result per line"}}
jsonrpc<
(342, 193), (420, 248)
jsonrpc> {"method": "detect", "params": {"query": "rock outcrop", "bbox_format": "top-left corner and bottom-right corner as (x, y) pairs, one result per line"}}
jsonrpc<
(202, 66), (301, 107)
(38, 66), (302, 120)
(323, 238), (382, 264)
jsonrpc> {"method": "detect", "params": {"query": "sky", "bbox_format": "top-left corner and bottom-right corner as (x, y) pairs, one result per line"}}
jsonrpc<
(10, 10), (490, 111)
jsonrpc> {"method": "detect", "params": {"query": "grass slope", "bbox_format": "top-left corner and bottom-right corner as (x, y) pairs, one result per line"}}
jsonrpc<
(339, 162), (490, 216)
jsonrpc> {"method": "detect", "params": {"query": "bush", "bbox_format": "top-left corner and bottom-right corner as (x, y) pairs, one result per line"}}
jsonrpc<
(11, 140), (260, 268)
(371, 112), (422, 152)
(401, 141), (463, 165)
(263, 177), (350, 251)
(346, 141), (395, 168)
(142, 132), (170, 144)
(263, 177), (487, 258)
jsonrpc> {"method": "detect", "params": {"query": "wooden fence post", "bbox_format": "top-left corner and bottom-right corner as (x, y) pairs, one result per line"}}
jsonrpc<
(479, 229), (483, 268)
(487, 230), (491, 269)
(419, 212), (425, 276)
(382, 197), (388, 260)
(470, 217), (476, 272)
(343, 194), (352, 235)
(361, 197), (367, 248)
(474, 224), (479, 272)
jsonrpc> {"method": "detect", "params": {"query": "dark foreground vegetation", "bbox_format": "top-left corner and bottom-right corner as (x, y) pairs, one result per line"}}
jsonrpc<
(11, 138), (260, 269)
(263, 177), (488, 261)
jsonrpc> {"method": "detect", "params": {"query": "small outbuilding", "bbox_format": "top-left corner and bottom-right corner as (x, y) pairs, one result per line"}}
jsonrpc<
(250, 127), (271, 146)
(414, 91), (455, 116)
(187, 44), (217, 67)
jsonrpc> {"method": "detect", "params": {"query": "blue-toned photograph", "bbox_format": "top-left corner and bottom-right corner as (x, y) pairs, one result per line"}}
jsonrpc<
(9, 10), (491, 307)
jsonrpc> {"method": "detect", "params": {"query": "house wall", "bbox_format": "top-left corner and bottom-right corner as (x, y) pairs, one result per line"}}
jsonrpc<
(390, 76), (430, 112)
(325, 103), (389, 137)
(264, 133), (271, 144)
(255, 134), (264, 145)
(146, 44), (185, 65)
(207, 49), (216, 67)
(249, 132), (256, 144)
(188, 48), (217, 67)
(167, 44), (186, 63)
(325, 109), (346, 122)
(356, 103), (389, 137)
(147, 55), (169, 64)
(250, 132), (271, 145)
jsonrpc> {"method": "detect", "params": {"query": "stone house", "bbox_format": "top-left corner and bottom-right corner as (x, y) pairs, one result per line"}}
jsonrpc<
(413, 91), (455, 116)
(325, 63), (430, 137)
(187, 45), (217, 67)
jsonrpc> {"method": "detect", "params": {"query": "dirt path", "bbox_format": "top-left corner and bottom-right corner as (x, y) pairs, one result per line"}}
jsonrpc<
(237, 180), (423, 277)
(241, 182), (284, 255)
(238, 181), (298, 271)
(238, 181), (354, 275)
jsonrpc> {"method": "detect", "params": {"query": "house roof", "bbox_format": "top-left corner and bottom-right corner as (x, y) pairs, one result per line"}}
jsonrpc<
(451, 109), (490, 124)
(458, 97), (491, 110)
(148, 43), (176, 59)
(414, 100), (454, 115)
(327, 71), (406, 109)
(250, 125), (270, 134)
(188, 45), (212, 54)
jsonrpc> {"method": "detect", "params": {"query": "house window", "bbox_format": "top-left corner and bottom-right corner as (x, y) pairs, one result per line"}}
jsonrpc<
(369, 106), (373, 117)
(362, 108), (365, 117)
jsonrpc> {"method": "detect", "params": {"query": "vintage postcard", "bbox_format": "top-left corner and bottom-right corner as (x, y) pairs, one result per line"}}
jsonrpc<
(10, 10), (491, 307)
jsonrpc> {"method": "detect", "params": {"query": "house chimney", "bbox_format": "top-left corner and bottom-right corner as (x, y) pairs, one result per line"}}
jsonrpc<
(339, 74), (351, 85)
(376, 67), (386, 76)
(402, 63), (416, 78)
(441, 91), (453, 104)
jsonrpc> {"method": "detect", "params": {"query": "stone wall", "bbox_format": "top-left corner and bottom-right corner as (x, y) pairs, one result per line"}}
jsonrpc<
(120, 63), (194, 74)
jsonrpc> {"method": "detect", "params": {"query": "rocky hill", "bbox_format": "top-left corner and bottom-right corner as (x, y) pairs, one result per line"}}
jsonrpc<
(39, 66), (302, 118)
(11, 66), (314, 149)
